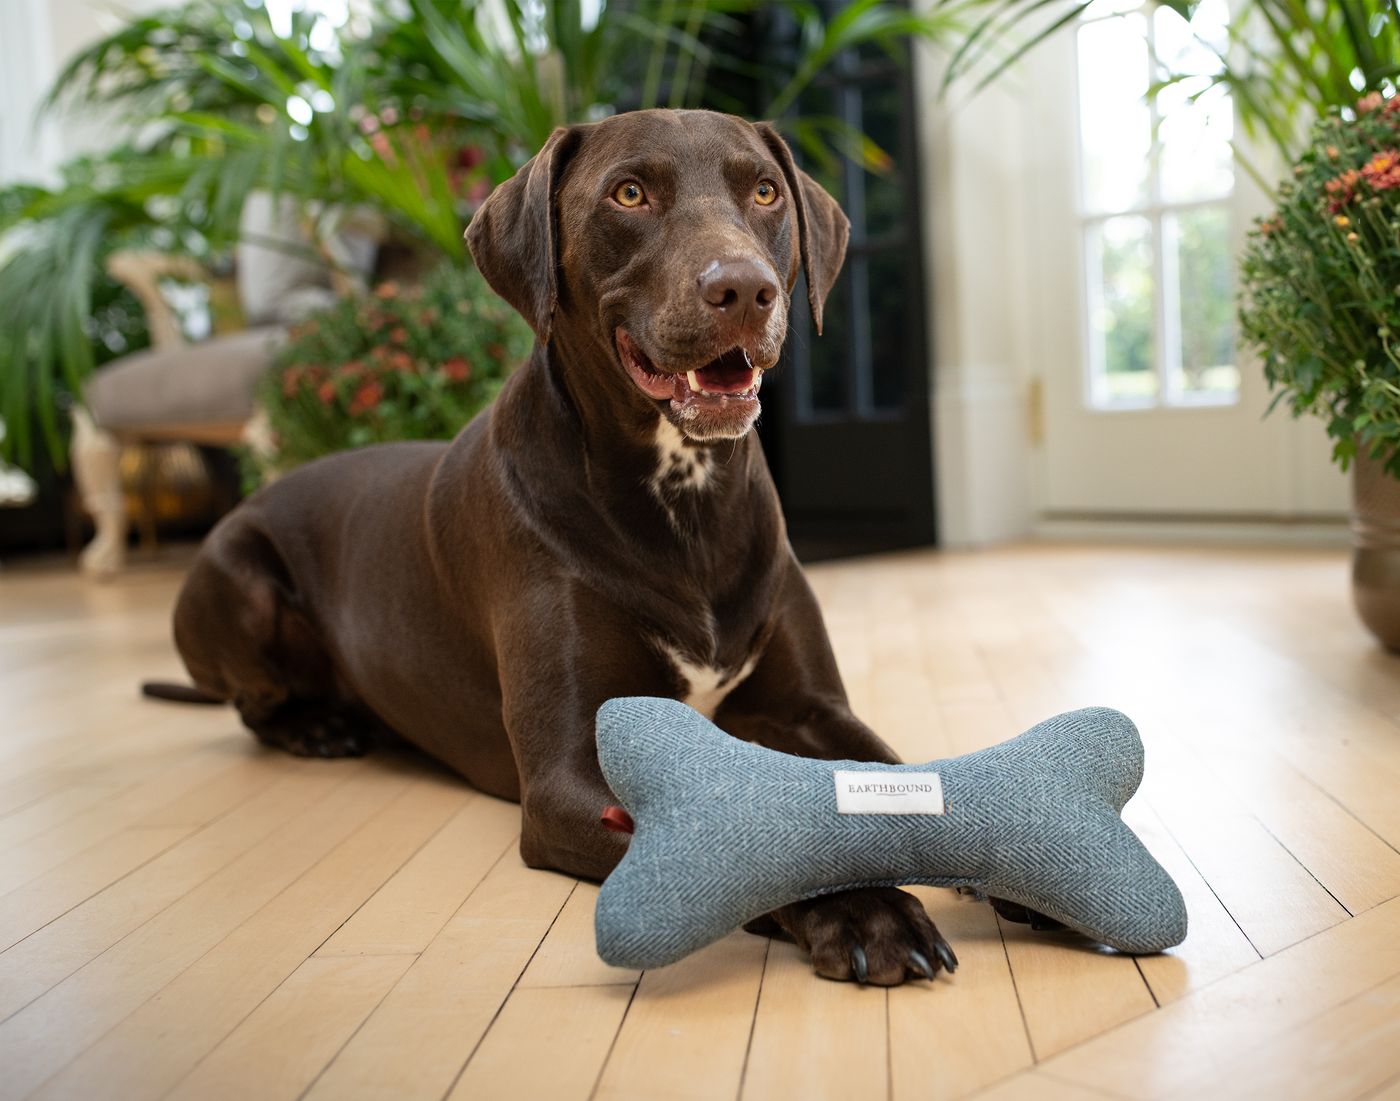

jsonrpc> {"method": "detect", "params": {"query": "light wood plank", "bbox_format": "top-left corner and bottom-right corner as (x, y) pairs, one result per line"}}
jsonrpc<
(1122, 802), (1260, 1005)
(1180, 970), (1400, 1101)
(449, 984), (634, 1101)
(30, 776), (467, 1101)
(0, 762), (391, 1100)
(315, 791), (518, 957)
(996, 917), (1157, 1061)
(517, 880), (642, 989)
(301, 848), (574, 1101)
(1039, 893), (1400, 1100)
(740, 939), (887, 1101)
(0, 755), (294, 956)
(889, 888), (1034, 1101)
(165, 954), (417, 1101)
(0, 740), (264, 897)
(593, 931), (768, 1101)
(0, 767), (353, 1021)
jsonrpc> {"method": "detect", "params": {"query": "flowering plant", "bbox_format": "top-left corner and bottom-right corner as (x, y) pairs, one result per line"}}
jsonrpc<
(245, 262), (531, 489)
(1240, 92), (1400, 475)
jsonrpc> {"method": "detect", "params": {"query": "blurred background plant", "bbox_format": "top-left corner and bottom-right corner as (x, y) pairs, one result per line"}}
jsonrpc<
(247, 260), (530, 487)
(1238, 94), (1400, 475)
(0, 0), (972, 478)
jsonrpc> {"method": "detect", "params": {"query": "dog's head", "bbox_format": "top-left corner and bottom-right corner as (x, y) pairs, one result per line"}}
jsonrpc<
(467, 109), (848, 442)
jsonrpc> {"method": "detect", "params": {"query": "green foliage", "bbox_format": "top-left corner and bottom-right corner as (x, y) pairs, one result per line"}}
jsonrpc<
(5, 0), (979, 474)
(953, 1), (1400, 176)
(247, 261), (531, 487)
(1238, 95), (1400, 474)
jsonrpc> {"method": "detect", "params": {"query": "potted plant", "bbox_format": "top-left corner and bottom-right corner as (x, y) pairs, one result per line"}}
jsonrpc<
(1238, 92), (1400, 648)
(244, 261), (531, 488)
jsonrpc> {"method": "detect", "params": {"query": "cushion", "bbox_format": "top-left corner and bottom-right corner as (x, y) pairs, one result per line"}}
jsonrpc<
(593, 697), (1188, 971)
(85, 326), (284, 431)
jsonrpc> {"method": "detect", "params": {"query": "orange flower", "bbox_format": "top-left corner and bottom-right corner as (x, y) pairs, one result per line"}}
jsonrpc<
(1359, 91), (1385, 115)
(443, 356), (471, 382)
(392, 351), (413, 371)
(336, 360), (364, 382)
(1325, 169), (1362, 211)
(390, 327), (408, 344)
(317, 380), (336, 405)
(349, 381), (384, 416)
(1327, 145), (1340, 160)
(1362, 149), (1400, 191)
(375, 281), (399, 300)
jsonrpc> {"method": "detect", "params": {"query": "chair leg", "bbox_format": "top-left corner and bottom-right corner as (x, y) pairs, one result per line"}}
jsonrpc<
(70, 407), (127, 578)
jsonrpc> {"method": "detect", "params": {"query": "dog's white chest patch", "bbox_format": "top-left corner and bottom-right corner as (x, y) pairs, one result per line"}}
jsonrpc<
(664, 646), (760, 720)
(649, 418), (713, 500)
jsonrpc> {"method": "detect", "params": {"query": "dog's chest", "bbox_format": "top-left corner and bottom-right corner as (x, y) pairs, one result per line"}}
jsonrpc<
(661, 644), (760, 720)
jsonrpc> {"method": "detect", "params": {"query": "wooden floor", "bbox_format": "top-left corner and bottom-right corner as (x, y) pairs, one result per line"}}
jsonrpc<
(3, 543), (1400, 1100)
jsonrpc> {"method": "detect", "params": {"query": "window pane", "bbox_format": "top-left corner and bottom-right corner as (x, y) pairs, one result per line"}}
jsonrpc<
(1079, 14), (1150, 213)
(1087, 215), (1156, 405)
(1155, 2), (1232, 203)
(1167, 206), (1237, 401)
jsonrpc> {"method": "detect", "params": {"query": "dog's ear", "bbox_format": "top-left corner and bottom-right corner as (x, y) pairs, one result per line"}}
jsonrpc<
(466, 126), (584, 343)
(753, 121), (850, 335)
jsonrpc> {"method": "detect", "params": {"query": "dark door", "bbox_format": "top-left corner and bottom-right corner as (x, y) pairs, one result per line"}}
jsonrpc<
(755, 25), (936, 561)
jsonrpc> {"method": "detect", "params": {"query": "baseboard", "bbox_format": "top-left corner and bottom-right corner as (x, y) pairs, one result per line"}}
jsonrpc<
(1033, 511), (1351, 548)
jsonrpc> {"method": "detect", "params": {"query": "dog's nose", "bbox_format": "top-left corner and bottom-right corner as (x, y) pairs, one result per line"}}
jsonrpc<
(699, 259), (778, 319)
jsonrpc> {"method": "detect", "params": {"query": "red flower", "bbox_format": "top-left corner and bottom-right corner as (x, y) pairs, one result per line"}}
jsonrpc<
(457, 145), (484, 170)
(317, 380), (337, 405)
(1359, 91), (1385, 115)
(486, 343), (506, 360)
(390, 327), (408, 344)
(443, 356), (471, 382)
(349, 381), (384, 416)
(392, 351), (413, 371)
(1362, 149), (1400, 191)
(336, 360), (364, 382)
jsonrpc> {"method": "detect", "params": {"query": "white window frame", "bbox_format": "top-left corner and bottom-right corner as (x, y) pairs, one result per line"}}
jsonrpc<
(1075, 2), (1239, 412)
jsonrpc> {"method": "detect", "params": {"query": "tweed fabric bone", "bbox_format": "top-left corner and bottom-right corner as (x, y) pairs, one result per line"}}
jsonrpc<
(593, 697), (1187, 970)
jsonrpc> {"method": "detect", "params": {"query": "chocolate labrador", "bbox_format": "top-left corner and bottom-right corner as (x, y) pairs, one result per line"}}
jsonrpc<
(169, 108), (957, 985)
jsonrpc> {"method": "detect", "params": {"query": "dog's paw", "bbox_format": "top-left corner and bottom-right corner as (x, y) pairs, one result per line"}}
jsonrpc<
(768, 887), (957, 986)
(246, 703), (379, 759)
(988, 895), (1066, 932)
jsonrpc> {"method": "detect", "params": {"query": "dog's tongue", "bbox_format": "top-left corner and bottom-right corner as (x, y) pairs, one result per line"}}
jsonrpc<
(690, 348), (755, 395)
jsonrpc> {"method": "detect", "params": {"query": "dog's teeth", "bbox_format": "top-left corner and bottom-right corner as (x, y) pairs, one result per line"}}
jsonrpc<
(687, 371), (701, 393)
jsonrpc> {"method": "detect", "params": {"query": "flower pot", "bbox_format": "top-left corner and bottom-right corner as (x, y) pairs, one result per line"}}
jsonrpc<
(1351, 450), (1400, 650)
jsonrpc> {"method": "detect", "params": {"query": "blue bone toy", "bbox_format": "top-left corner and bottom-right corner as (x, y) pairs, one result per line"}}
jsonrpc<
(593, 697), (1187, 971)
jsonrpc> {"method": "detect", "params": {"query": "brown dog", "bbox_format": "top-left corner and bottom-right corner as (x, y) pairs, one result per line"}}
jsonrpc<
(171, 109), (955, 985)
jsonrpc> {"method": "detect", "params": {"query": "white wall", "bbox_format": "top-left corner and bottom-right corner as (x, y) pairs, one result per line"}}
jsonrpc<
(912, 35), (1036, 547)
(0, 0), (166, 186)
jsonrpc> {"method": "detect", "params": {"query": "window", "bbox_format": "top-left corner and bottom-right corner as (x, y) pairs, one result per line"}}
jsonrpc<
(1077, 0), (1238, 409)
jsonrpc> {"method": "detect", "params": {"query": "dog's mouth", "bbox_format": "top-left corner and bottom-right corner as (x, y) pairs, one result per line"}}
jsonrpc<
(616, 329), (764, 411)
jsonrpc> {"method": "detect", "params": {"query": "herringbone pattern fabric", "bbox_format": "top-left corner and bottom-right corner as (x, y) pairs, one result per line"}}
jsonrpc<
(593, 698), (1187, 970)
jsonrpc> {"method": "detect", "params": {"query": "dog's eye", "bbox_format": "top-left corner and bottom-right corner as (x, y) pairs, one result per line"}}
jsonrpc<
(614, 182), (646, 208)
(755, 180), (778, 206)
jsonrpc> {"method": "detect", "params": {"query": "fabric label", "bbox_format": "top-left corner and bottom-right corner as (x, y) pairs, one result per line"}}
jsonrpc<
(833, 771), (945, 815)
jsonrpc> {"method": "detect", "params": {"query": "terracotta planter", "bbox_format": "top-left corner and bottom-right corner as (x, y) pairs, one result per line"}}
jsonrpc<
(1351, 449), (1400, 650)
